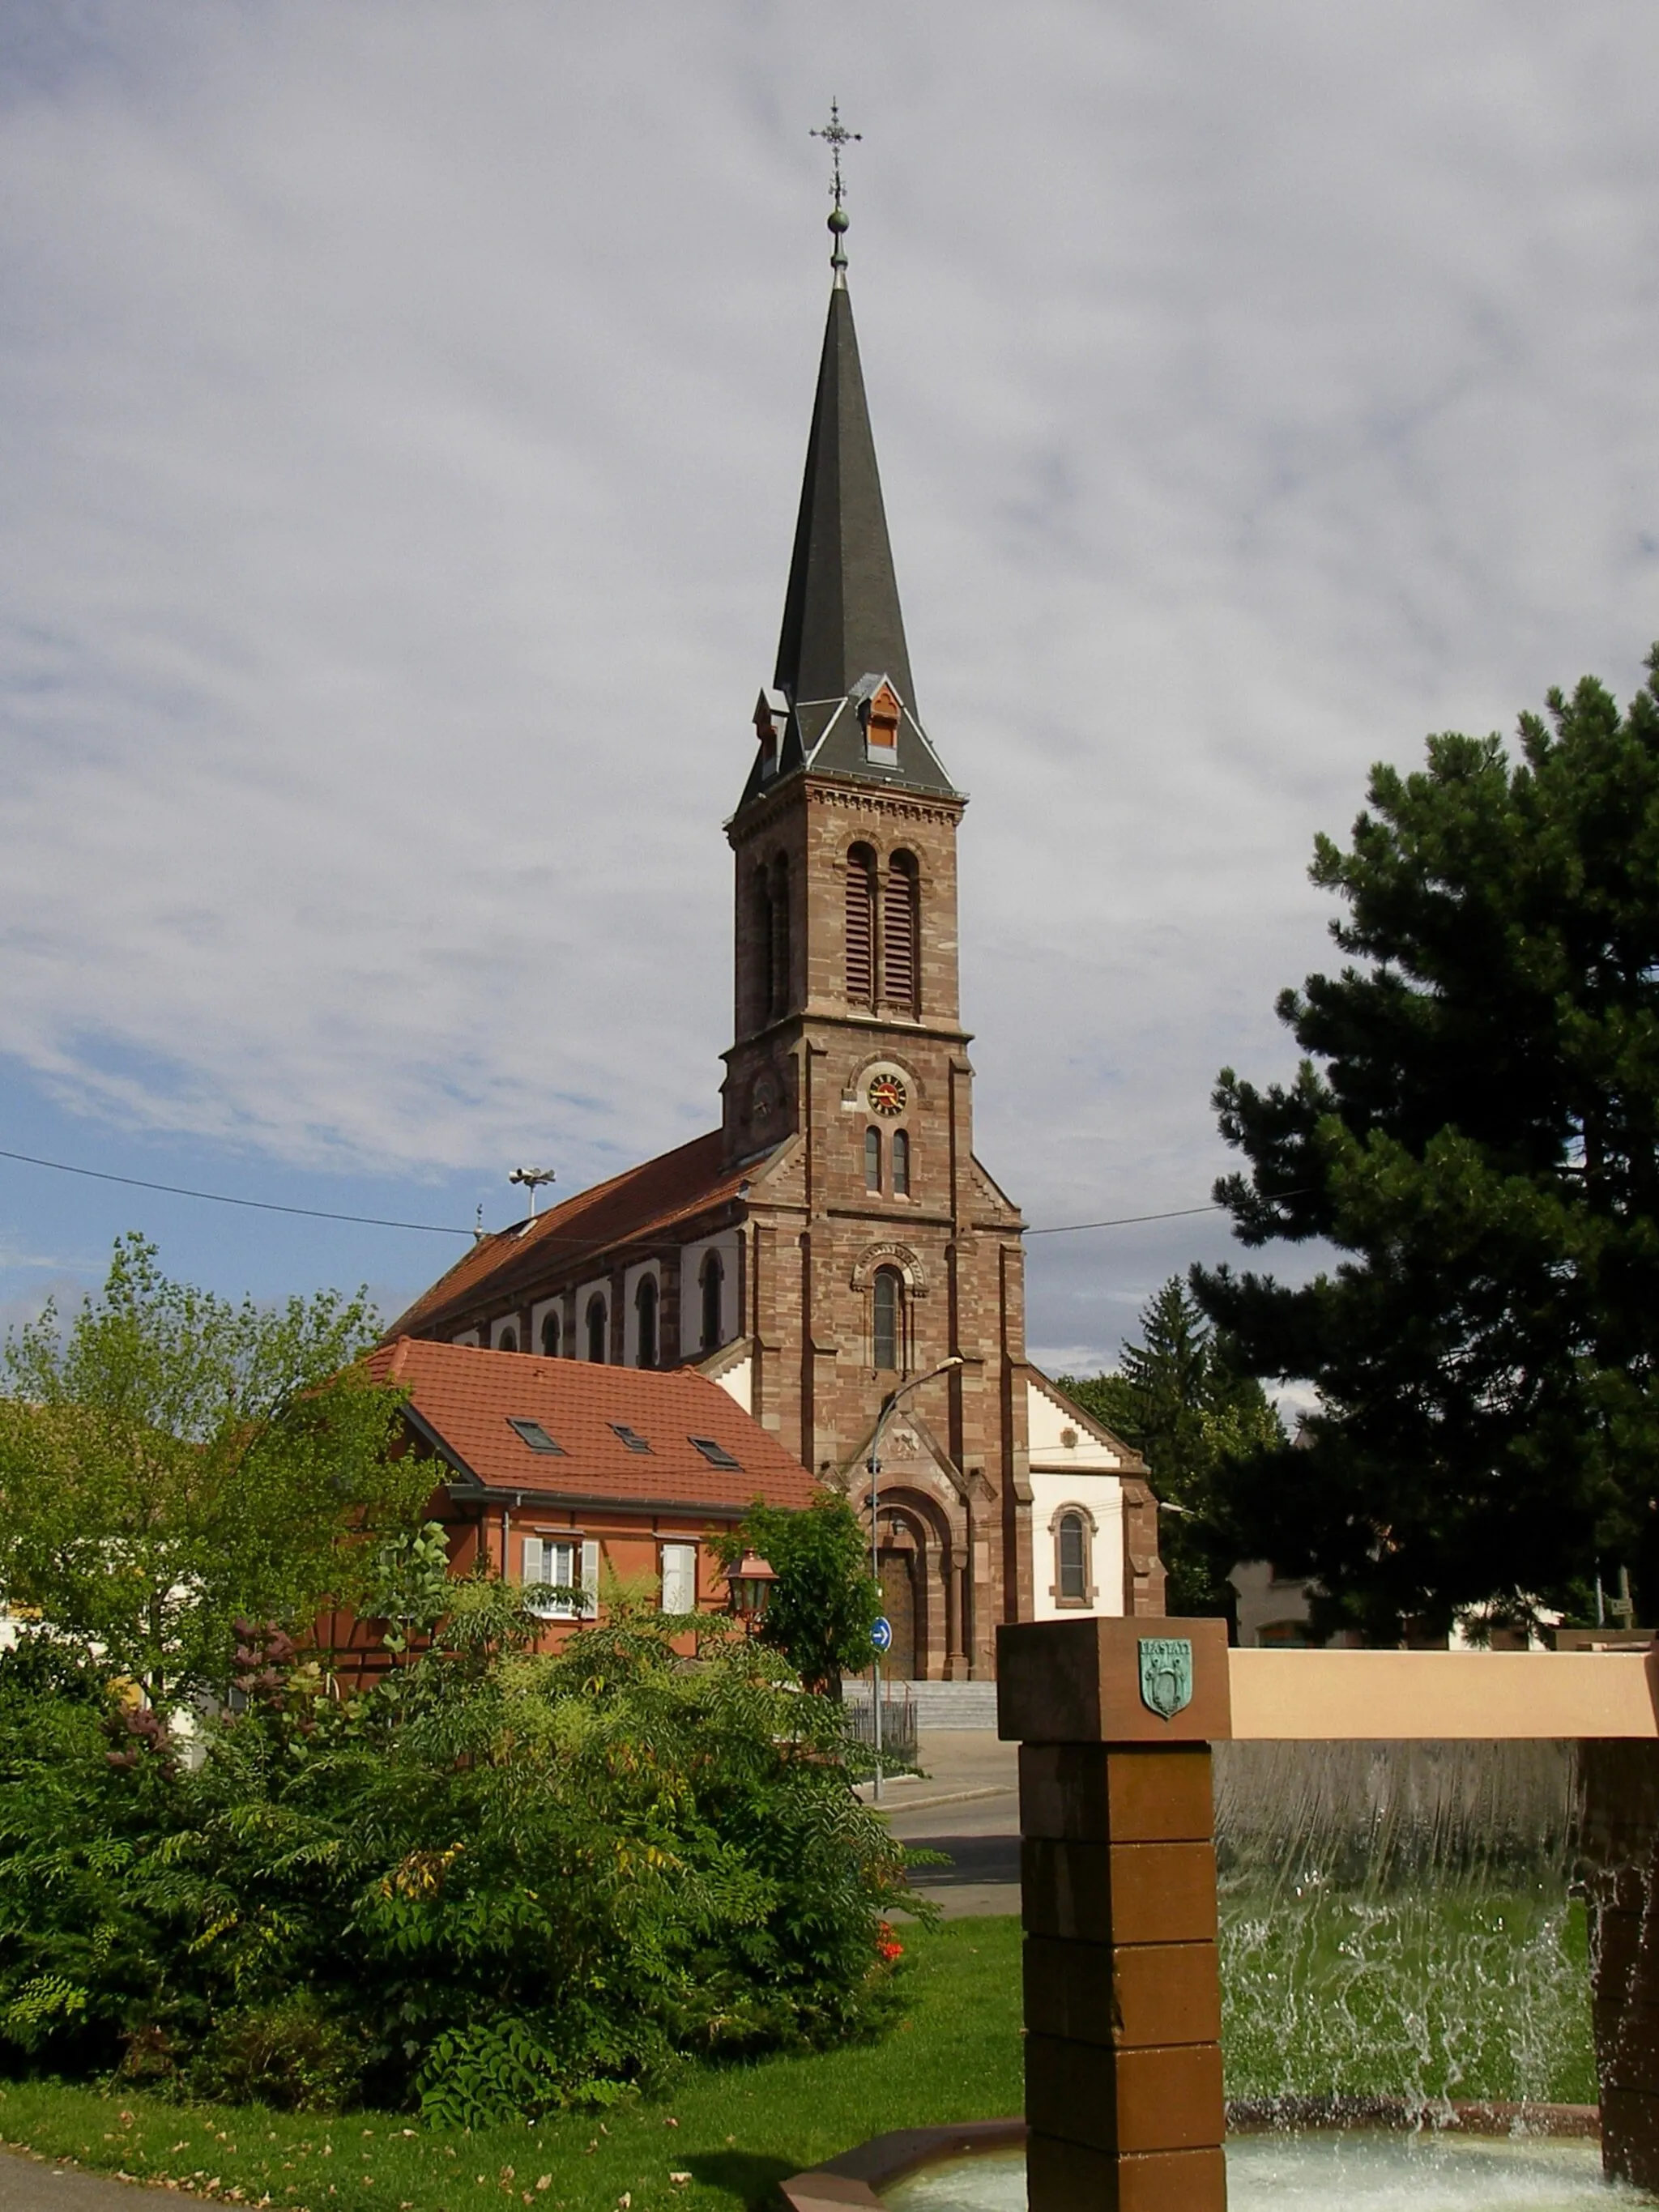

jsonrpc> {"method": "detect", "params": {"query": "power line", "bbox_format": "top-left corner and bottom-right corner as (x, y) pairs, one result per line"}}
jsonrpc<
(0, 1140), (1285, 1246)
(0, 1145), (471, 1236)
(1027, 1200), (1227, 1236)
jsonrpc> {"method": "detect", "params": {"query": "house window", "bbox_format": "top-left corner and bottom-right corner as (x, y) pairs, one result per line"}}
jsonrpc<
(497, 1325), (518, 1353)
(522, 1536), (598, 1620)
(864, 1125), (882, 1192)
(635, 1274), (659, 1369)
(611, 1424), (652, 1453)
(539, 1310), (561, 1358)
(884, 850), (919, 1015)
(1057, 1511), (1088, 1605)
(660, 1542), (697, 1613)
(845, 842), (876, 1005)
(586, 1295), (608, 1364)
(872, 1266), (903, 1374)
(690, 1435), (740, 1469)
(891, 1127), (911, 1197)
(699, 1251), (723, 1352)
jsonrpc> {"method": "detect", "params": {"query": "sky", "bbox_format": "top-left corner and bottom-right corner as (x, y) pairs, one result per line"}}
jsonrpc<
(1, 0), (1657, 1374)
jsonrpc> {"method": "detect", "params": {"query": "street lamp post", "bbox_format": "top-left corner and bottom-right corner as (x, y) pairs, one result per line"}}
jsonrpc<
(865, 1355), (964, 1805)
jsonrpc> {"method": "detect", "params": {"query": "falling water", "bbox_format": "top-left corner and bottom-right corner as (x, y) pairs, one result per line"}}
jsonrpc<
(1213, 1741), (1595, 2108)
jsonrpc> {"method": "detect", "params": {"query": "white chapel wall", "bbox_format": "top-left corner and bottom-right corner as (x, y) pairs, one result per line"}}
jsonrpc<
(1026, 1375), (1129, 1621)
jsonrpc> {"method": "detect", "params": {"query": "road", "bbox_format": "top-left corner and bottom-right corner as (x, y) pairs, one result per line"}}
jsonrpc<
(871, 1731), (1020, 1920)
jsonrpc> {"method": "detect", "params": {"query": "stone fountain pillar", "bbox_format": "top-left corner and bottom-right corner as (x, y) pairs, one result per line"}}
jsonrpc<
(1580, 1736), (1659, 2193)
(998, 1616), (1233, 2212)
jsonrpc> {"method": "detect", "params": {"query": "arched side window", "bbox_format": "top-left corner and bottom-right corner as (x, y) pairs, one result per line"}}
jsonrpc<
(769, 853), (791, 1020)
(872, 1265), (904, 1374)
(497, 1325), (518, 1354)
(586, 1295), (608, 1365)
(1057, 1511), (1089, 1605)
(845, 842), (876, 1005)
(864, 1125), (882, 1192)
(635, 1275), (659, 1370)
(891, 1127), (911, 1197)
(539, 1310), (560, 1358)
(699, 1251), (724, 1353)
(884, 850), (919, 1015)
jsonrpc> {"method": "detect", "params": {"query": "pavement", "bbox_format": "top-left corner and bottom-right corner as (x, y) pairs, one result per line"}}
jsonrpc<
(0, 2153), (160, 2212)
(867, 1729), (1021, 1920)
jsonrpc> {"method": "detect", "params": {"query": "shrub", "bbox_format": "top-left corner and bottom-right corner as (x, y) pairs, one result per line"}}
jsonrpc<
(0, 1587), (921, 2117)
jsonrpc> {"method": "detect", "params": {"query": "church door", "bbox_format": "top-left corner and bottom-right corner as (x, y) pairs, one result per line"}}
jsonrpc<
(877, 1548), (918, 1681)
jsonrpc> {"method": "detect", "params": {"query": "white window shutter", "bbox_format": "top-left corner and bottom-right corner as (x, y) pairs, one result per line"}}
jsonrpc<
(661, 1543), (696, 1613)
(580, 1539), (600, 1618)
(522, 1536), (544, 1586)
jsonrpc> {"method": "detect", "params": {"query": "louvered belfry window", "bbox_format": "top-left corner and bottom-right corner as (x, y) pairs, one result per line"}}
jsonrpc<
(845, 843), (876, 1005)
(884, 851), (919, 1014)
(769, 854), (791, 1019)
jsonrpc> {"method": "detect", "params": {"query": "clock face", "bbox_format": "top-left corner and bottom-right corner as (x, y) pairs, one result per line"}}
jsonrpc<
(867, 1072), (907, 1117)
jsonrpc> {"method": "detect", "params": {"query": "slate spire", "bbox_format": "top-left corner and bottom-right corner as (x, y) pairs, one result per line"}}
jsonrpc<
(772, 283), (917, 718)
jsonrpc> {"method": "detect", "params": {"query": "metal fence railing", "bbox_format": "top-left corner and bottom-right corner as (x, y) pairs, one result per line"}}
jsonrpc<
(844, 1686), (918, 1770)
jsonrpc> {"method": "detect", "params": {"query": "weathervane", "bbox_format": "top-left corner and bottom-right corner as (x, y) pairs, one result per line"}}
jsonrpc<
(811, 98), (860, 281)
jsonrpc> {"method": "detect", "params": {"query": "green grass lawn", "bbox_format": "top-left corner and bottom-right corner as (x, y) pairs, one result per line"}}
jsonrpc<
(0, 1920), (1024, 2212)
(0, 1893), (1600, 2212)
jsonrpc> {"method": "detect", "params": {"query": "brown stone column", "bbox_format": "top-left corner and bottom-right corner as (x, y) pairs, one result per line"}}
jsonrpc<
(999, 1617), (1231, 2212)
(1580, 1737), (1659, 2191)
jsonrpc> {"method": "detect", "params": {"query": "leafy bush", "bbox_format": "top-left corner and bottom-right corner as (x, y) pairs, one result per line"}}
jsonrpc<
(0, 1586), (921, 2119)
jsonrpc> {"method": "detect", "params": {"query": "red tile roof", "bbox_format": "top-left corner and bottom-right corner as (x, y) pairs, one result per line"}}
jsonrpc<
(386, 1130), (755, 1340)
(369, 1336), (814, 1513)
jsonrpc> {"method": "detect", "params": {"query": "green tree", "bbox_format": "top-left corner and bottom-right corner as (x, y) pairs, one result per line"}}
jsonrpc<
(0, 1234), (429, 1702)
(714, 1494), (881, 1699)
(1062, 1278), (1282, 1616)
(1196, 653), (1659, 1643)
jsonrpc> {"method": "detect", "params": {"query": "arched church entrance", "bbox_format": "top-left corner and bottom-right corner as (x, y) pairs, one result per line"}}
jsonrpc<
(864, 1489), (954, 1681)
(876, 1534), (919, 1681)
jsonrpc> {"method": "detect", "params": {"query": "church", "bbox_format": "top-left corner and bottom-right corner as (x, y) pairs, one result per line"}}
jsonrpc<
(389, 205), (1166, 1679)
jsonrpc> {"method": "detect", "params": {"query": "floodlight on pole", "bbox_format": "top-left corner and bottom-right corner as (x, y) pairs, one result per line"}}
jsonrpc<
(508, 1166), (557, 1218)
(864, 1354), (964, 1805)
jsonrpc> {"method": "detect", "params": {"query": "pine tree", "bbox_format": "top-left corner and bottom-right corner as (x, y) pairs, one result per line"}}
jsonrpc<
(1063, 1277), (1282, 1616)
(1196, 652), (1659, 1643)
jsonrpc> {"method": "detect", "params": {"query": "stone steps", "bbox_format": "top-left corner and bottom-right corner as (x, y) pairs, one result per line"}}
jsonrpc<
(844, 1678), (1000, 1729)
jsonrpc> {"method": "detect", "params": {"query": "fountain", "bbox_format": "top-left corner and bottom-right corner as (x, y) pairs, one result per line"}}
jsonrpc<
(781, 1620), (1659, 2212)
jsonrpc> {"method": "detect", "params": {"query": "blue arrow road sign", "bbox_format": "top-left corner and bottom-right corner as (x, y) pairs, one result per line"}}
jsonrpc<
(871, 1616), (893, 1652)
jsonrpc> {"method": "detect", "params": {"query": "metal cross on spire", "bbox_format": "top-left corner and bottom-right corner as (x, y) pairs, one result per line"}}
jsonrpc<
(811, 99), (860, 282)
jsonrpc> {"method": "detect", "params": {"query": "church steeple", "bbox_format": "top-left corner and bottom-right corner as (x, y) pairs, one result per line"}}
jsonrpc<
(736, 277), (957, 816)
(773, 284), (917, 718)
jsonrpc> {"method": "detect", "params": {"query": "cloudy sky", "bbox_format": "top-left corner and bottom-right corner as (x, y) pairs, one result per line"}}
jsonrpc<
(2, 1), (1657, 1371)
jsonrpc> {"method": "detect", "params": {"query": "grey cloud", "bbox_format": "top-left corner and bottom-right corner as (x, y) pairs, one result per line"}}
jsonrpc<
(0, 1), (1656, 1366)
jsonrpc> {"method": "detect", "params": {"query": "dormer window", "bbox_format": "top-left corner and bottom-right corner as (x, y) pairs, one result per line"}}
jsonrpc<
(860, 680), (901, 763)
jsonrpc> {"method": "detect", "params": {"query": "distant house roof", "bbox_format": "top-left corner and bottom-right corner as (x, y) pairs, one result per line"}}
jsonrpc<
(369, 1336), (815, 1515)
(386, 1129), (758, 1340)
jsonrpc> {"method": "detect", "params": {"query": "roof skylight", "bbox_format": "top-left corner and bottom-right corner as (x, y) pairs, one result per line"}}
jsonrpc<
(610, 1424), (652, 1454)
(690, 1436), (740, 1470)
(507, 1417), (564, 1455)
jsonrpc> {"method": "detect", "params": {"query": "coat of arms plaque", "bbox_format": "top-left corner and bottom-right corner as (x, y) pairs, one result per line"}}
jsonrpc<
(1137, 1635), (1194, 1721)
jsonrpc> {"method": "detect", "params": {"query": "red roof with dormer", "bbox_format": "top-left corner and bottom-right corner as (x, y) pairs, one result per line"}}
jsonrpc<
(369, 1336), (813, 1513)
